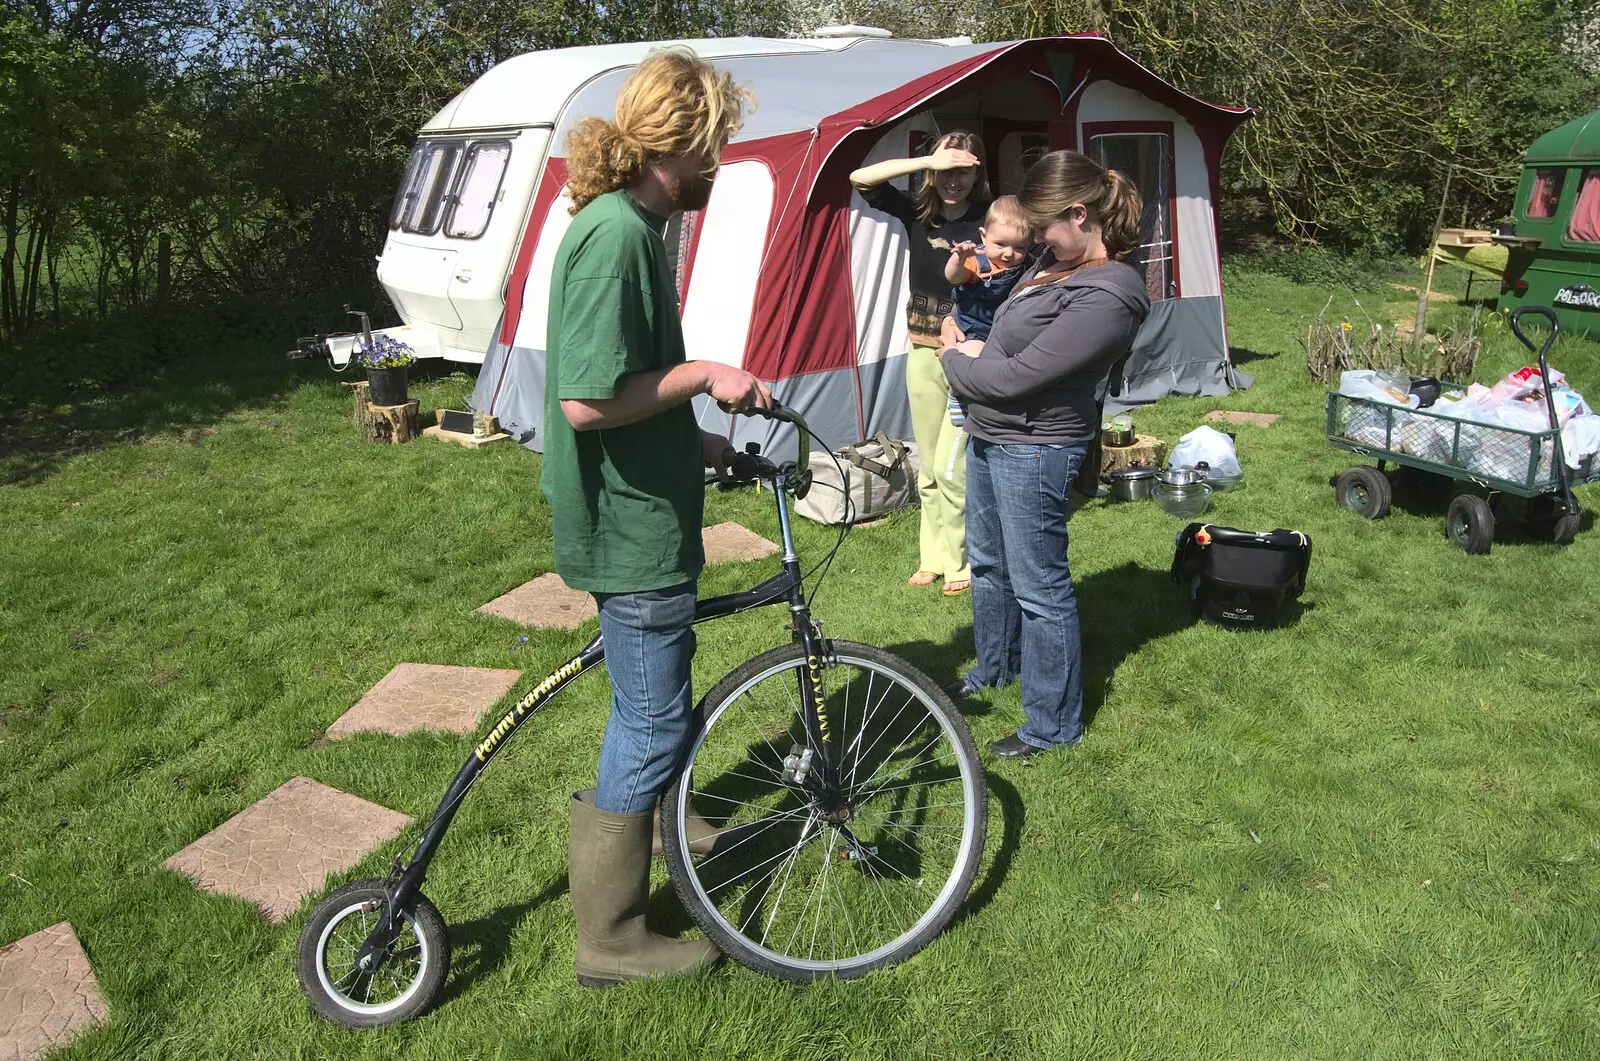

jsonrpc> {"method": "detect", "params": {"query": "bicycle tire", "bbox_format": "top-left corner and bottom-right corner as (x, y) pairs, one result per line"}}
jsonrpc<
(661, 640), (986, 982)
(295, 878), (450, 1029)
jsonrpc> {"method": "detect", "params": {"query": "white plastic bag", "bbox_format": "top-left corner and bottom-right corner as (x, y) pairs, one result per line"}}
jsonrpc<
(1168, 425), (1242, 478)
(1338, 370), (1419, 408)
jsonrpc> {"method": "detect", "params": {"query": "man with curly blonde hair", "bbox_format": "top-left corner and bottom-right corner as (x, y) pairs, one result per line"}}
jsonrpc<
(539, 48), (769, 987)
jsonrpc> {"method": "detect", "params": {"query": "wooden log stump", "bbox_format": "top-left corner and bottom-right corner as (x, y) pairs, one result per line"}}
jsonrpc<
(1098, 433), (1166, 475)
(346, 381), (375, 433)
(367, 400), (420, 445)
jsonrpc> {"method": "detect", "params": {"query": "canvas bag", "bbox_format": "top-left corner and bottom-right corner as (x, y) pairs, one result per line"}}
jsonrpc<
(794, 432), (919, 525)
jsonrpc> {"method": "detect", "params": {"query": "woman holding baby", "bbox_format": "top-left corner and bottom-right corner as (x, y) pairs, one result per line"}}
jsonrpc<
(940, 150), (1151, 760)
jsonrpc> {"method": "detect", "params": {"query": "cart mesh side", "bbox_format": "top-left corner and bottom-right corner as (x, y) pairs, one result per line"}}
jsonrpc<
(1326, 392), (1598, 494)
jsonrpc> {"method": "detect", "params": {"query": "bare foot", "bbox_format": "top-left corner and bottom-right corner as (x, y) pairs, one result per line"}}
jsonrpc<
(942, 579), (971, 596)
(907, 570), (940, 587)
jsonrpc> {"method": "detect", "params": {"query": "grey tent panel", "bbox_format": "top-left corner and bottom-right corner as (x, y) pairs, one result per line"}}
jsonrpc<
(1104, 295), (1251, 413)
(469, 339), (546, 449)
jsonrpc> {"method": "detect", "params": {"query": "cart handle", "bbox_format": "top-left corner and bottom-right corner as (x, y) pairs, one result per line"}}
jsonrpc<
(1508, 305), (1576, 508)
(1508, 306), (1559, 360)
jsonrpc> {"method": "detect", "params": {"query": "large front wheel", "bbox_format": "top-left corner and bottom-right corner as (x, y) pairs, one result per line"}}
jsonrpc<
(661, 641), (986, 982)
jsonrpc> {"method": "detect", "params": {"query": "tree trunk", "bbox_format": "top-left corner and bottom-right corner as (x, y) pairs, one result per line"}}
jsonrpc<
(24, 211), (51, 331)
(1, 184), (20, 340)
(156, 232), (172, 313)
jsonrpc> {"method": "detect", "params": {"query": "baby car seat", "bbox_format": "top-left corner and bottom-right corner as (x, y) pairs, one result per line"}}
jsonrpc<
(1170, 524), (1312, 629)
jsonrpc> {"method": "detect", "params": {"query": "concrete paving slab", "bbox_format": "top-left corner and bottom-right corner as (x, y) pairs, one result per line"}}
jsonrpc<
(328, 663), (521, 738)
(162, 777), (409, 922)
(701, 522), (780, 564)
(476, 573), (596, 629)
(0, 922), (108, 1061)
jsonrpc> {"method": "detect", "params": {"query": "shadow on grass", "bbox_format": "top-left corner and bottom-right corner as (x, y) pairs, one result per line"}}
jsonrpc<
(951, 770), (1021, 927)
(440, 873), (571, 1006)
(0, 293), (395, 486)
(1078, 562), (1193, 729)
(1339, 465), (1599, 546)
(1227, 346), (1280, 367)
(883, 624), (984, 714)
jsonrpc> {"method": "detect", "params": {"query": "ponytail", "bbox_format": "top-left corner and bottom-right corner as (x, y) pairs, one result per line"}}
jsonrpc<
(1098, 168), (1142, 259)
(565, 118), (649, 213)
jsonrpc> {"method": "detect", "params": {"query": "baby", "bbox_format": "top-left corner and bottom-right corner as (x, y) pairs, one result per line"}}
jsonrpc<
(942, 195), (1033, 425)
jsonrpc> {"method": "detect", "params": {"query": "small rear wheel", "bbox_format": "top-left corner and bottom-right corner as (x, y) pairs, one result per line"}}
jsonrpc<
(1445, 494), (1495, 554)
(295, 879), (449, 1029)
(1336, 466), (1391, 520)
(1551, 513), (1582, 545)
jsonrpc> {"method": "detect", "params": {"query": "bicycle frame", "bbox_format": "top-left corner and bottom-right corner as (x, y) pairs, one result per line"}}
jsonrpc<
(353, 444), (842, 966)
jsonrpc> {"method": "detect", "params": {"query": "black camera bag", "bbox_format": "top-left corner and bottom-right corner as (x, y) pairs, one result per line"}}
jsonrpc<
(1170, 524), (1312, 629)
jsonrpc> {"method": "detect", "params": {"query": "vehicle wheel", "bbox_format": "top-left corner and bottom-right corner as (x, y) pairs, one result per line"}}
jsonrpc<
(662, 641), (986, 983)
(1526, 494), (1582, 545)
(1445, 494), (1495, 554)
(295, 879), (450, 1028)
(1335, 466), (1392, 520)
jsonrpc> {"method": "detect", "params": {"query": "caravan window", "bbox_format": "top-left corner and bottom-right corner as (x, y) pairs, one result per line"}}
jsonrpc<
(1566, 169), (1600, 242)
(445, 140), (513, 240)
(1089, 132), (1175, 301)
(390, 145), (426, 229)
(396, 141), (464, 236)
(1527, 168), (1564, 219)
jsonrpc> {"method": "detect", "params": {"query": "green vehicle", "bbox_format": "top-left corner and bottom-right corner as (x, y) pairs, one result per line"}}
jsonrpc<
(1498, 109), (1600, 337)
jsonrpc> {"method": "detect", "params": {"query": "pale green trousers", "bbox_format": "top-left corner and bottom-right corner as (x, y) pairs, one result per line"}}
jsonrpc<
(906, 344), (969, 583)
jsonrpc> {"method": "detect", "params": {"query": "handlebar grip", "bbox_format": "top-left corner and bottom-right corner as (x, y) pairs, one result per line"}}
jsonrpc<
(716, 399), (796, 425)
(727, 449), (762, 483)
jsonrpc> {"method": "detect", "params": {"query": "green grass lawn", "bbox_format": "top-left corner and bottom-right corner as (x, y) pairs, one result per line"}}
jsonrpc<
(4, 266), (1600, 1059)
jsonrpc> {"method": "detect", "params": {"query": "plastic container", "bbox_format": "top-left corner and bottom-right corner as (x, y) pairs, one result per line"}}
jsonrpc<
(1153, 480), (1213, 519)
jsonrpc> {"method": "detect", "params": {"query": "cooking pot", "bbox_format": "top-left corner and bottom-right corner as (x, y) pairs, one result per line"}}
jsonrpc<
(1159, 466), (1208, 487)
(1102, 466), (1158, 501)
(1409, 375), (1442, 408)
(1101, 426), (1135, 448)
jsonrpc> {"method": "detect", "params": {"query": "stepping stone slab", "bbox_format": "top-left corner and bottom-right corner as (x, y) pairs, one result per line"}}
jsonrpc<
(0, 922), (108, 1061)
(1206, 410), (1280, 428)
(328, 663), (522, 738)
(701, 521), (780, 564)
(162, 777), (410, 922)
(477, 573), (596, 630)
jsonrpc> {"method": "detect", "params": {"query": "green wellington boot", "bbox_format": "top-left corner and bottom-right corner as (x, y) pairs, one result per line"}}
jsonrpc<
(568, 791), (720, 987)
(650, 801), (729, 859)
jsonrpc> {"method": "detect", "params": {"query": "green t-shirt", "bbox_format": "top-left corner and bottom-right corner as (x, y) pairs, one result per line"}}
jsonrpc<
(539, 190), (705, 594)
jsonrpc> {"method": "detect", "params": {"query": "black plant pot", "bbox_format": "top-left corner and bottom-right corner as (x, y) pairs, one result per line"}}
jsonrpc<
(367, 366), (409, 406)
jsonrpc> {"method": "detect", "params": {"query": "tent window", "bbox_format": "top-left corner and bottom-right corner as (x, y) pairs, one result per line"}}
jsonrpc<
(1090, 132), (1174, 301)
(663, 209), (701, 309)
(445, 140), (512, 240)
(1567, 169), (1600, 242)
(398, 141), (464, 236)
(1527, 168), (1564, 219)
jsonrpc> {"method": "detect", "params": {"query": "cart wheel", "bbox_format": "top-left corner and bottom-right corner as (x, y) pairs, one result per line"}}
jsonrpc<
(1526, 494), (1582, 546)
(1335, 466), (1391, 520)
(1445, 494), (1494, 554)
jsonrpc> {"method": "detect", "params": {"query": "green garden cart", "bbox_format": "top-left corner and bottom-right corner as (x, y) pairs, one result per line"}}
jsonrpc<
(1327, 307), (1597, 553)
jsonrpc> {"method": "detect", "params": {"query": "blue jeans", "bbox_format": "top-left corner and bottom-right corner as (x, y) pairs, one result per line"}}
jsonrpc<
(963, 438), (1090, 749)
(592, 582), (697, 814)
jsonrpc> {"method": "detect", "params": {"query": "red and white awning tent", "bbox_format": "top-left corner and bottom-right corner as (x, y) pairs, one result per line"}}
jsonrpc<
(468, 33), (1254, 455)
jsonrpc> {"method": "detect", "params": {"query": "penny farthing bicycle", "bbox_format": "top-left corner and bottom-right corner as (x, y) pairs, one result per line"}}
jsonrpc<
(295, 404), (988, 1027)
